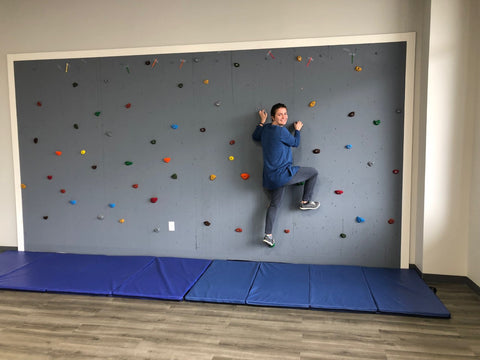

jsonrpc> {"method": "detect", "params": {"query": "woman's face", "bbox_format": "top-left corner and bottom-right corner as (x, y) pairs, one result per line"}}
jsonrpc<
(272, 107), (288, 127)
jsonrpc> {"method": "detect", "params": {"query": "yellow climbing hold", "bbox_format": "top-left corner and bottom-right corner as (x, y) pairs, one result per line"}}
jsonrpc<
(309, 101), (316, 107)
(21, 184), (27, 189)
(229, 156), (234, 161)
(80, 149), (86, 155)
(210, 174), (216, 181)
(296, 55), (302, 62)
(119, 218), (125, 224)
(355, 66), (363, 72)
(203, 79), (209, 85)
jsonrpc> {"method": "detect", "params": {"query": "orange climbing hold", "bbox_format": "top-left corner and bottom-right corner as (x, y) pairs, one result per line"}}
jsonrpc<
(210, 174), (217, 181)
(235, 228), (243, 233)
(240, 173), (250, 180)
(163, 157), (171, 163)
(55, 151), (62, 156)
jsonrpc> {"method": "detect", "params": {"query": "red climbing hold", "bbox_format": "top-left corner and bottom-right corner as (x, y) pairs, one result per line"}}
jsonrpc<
(125, 103), (131, 109)
(60, 189), (66, 194)
(150, 197), (158, 203)
(229, 140), (235, 145)
(388, 218), (395, 224)
(334, 190), (343, 195)
(235, 228), (243, 232)
(37, 101), (42, 107)
(393, 169), (400, 174)
(240, 173), (250, 180)
(284, 229), (290, 234)
(47, 175), (53, 180)
(132, 184), (139, 189)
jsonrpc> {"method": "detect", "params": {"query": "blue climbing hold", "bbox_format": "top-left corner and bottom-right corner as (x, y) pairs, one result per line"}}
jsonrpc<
(345, 144), (352, 149)
(171, 124), (178, 129)
(109, 203), (116, 208)
(69, 200), (77, 205)
(356, 216), (365, 223)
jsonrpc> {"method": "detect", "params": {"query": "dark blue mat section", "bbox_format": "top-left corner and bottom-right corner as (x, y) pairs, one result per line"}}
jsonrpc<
(185, 260), (260, 304)
(0, 252), (155, 295)
(363, 267), (451, 318)
(114, 257), (212, 300)
(310, 265), (377, 312)
(0, 251), (53, 277)
(246, 262), (310, 308)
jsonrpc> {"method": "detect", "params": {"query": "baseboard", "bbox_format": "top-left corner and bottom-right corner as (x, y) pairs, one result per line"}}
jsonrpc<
(409, 264), (480, 296)
(0, 246), (18, 253)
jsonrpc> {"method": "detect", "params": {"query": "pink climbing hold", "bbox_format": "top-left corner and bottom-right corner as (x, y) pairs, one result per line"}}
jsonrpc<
(334, 190), (343, 195)
(393, 169), (400, 174)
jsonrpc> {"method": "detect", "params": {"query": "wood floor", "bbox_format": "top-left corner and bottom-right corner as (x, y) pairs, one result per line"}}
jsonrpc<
(0, 281), (478, 360)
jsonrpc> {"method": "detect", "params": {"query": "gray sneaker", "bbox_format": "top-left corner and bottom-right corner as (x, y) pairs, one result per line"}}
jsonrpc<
(299, 201), (321, 210)
(263, 234), (275, 247)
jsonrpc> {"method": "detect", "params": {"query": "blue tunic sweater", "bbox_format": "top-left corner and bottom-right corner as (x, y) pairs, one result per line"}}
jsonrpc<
(252, 123), (300, 190)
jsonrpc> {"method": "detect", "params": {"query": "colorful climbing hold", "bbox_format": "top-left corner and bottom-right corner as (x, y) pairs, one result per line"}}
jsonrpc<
(163, 157), (171, 163)
(388, 218), (395, 224)
(171, 173), (178, 179)
(108, 203), (116, 208)
(33, 137), (38, 144)
(80, 150), (86, 155)
(210, 174), (216, 181)
(47, 175), (52, 180)
(393, 169), (400, 174)
(355, 66), (362, 72)
(228, 156), (234, 161)
(340, 233), (347, 238)
(72, 82), (78, 88)
(240, 173), (250, 180)
(73, 123), (79, 129)
(348, 111), (355, 117)
(313, 148), (320, 154)
(345, 144), (352, 149)
(125, 103), (132, 109)
(356, 216), (365, 223)
(150, 139), (156, 144)
(60, 189), (66, 193)
(132, 184), (139, 189)
(55, 151), (62, 156)
(235, 228), (243, 233)
(21, 184), (27, 189)
(200, 128), (206, 132)
(334, 190), (344, 195)
(204, 221), (211, 226)
(373, 120), (381, 125)
(284, 229), (290, 234)
(119, 218), (125, 224)
(69, 200), (77, 205)
(171, 124), (178, 129)
(150, 197), (158, 203)
(229, 140), (235, 145)
(296, 55), (302, 62)
(124, 161), (133, 166)
(308, 101), (316, 107)
(203, 79), (209, 85)
(94, 111), (101, 117)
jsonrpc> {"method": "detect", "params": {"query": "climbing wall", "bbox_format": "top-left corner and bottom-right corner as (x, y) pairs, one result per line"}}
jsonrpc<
(14, 42), (406, 267)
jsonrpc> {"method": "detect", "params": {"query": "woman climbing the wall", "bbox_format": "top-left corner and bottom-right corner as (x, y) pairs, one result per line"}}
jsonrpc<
(252, 103), (320, 248)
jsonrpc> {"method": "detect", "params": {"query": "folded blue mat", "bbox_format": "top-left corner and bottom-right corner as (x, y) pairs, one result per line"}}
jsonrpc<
(185, 260), (260, 304)
(363, 267), (451, 318)
(246, 262), (310, 308)
(310, 265), (377, 312)
(0, 252), (155, 295)
(0, 251), (52, 277)
(114, 257), (212, 300)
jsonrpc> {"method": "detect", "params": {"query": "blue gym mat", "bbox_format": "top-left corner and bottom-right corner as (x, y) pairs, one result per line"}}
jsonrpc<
(363, 267), (451, 318)
(0, 252), (155, 295)
(310, 265), (377, 312)
(114, 257), (212, 300)
(185, 260), (260, 304)
(0, 251), (52, 277)
(246, 262), (310, 308)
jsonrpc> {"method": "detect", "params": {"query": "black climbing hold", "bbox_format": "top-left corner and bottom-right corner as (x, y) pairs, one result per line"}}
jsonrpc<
(348, 111), (355, 117)
(200, 128), (206, 132)
(145, 60), (151, 65)
(91, 165), (97, 170)
(72, 82), (78, 88)
(73, 123), (79, 129)
(233, 62), (240, 67)
(204, 221), (211, 226)
(312, 148), (320, 154)
(33, 137), (38, 144)
(43, 216), (48, 220)
(178, 83), (183, 88)
(150, 139), (156, 144)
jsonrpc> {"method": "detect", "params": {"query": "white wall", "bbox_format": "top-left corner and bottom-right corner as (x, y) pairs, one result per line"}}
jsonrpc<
(468, 1), (480, 286)
(422, 0), (477, 276)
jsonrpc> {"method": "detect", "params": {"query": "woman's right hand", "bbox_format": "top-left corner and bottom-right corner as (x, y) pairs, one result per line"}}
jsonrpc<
(258, 109), (268, 124)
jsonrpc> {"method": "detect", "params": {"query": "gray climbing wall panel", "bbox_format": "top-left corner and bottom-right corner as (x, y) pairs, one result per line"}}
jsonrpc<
(15, 42), (406, 267)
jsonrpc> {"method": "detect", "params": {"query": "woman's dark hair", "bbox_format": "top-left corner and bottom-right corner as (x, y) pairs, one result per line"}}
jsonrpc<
(270, 103), (287, 117)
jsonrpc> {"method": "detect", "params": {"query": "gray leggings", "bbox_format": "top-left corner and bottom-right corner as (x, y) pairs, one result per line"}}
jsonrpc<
(265, 167), (318, 234)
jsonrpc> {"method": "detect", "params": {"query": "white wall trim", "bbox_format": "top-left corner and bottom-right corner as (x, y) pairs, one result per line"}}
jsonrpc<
(8, 33), (415, 267)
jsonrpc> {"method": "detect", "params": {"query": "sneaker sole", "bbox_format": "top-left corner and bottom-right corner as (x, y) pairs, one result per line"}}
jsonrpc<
(299, 205), (320, 210)
(262, 240), (275, 247)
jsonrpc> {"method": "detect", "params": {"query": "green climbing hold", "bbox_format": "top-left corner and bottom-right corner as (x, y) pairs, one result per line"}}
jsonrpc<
(73, 123), (79, 129)
(171, 173), (178, 179)
(150, 139), (156, 144)
(94, 111), (101, 117)
(124, 161), (133, 166)
(373, 120), (381, 125)
(295, 182), (305, 186)
(340, 233), (347, 238)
